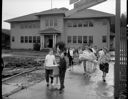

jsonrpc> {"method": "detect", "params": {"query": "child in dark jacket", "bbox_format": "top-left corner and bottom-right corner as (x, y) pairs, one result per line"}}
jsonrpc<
(59, 52), (67, 91)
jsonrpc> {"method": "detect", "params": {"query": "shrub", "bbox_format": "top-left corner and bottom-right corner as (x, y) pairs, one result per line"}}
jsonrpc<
(33, 43), (40, 51)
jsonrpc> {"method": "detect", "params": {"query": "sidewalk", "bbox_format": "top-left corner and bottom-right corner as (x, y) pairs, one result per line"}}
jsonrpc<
(8, 62), (114, 99)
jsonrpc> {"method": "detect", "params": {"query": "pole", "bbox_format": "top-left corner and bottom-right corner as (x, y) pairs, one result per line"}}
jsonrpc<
(115, 0), (120, 98)
(51, 0), (52, 9)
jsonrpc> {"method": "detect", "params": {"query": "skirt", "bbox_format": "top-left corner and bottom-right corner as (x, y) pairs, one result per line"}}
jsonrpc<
(99, 63), (109, 73)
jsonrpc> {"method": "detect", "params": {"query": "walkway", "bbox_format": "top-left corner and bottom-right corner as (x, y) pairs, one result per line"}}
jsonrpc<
(8, 62), (114, 99)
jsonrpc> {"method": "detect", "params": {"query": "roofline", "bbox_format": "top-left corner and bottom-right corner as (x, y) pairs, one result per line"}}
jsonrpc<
(64, 16), (114, 20)
(5, 19), (40, 23)
(35, 13), (65, 16)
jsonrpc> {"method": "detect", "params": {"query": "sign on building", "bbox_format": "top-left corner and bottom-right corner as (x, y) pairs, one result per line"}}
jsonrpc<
(70, 0), (107, 10)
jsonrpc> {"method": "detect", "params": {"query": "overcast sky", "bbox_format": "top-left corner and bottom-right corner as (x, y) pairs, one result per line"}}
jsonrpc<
(2, 0), (126, 29)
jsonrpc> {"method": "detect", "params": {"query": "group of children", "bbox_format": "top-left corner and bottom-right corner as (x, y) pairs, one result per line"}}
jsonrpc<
(44, 45), (111, 93)
(78, 45), (111, 82)
(44, 49), (67, 92)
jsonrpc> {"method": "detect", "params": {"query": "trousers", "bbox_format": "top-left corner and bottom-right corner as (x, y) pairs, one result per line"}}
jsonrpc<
(45, 69), (54, 84)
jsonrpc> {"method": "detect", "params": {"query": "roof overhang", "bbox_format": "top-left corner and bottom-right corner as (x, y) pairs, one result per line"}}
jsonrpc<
(39, 28), (61, 34)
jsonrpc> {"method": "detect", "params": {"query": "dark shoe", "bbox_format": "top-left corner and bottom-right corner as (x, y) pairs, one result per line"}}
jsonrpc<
(47, 83), (49, 87)
(59, 86), (65, 91)
(103, 79), (106, 82)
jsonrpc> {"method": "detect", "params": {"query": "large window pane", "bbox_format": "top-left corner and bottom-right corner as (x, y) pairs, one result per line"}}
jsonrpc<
(21, 36), (24, 43)
(54, 18), (57, 26)
(50, 19), (53, 26)
(29, 36), (32, 43)
(83, 36), (87, 43)
(25, 36), (28, 43)
(78, 36), (82, 43)
(33, 36), (36, 43)
(73, 36), (77, 43)
(37, 36), (40, 43)
(89, 36), (93, 44)
(102, 36), (107, 43)
(12, 36), (15, 42)
(67, 36), (72, 43)
(45, 19), (49, 26)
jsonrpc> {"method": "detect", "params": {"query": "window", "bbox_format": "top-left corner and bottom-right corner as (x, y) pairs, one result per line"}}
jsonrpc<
(73, 36), (77, 43)
(33, 36), (36, 43)
(54, 18), (57, 26)
(50, 19), (52, 26)
(89, 21), (93, 27)
(89, 36), (93, 44)
(25, 36), (28, 43)
(102, 36), (107, 43)
(73, 23), (77, 27)
(83, 22), (88, 27)
(11, 24), (15, 28)
(83, 36), (87, 43)
(45, 19), (49, 26)
(12, 36), (15, 42)
(67, 36), (72, 43)
(21, 36), (24, 43)
(67, 23), (72, 27)
(78, 23), (82, 27)
(29, 36), (32, 43)
(37, 36), (40, 43)
(78, 36), (82, 43)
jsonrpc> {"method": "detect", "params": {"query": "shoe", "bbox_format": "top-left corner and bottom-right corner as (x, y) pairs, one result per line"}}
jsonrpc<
(47, 83), (49, 87)
(59, 86), (65, 91)
(103, 79), (106, 82)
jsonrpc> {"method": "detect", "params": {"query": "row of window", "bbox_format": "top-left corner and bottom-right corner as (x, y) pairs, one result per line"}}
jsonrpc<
(45, 18), (58, 27)
(67, 36), (93, 44)
(11, 23), (40, 29)
(20, 36), (40, 43)
(67, 35), (107, 44)
(12, 36), (40, 43)
(67, 21), (93, 27)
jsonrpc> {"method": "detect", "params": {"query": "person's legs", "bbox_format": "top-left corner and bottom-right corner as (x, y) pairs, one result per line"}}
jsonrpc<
(59, 69), (66, 90)
(69, 57), (72, 70)
(49, 69), (54, 84)
(45, 69), (50, 86)
(102, 72), (106, 82)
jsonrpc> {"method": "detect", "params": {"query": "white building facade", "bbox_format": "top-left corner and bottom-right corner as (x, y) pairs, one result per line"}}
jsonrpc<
(5, 8), (114, 50)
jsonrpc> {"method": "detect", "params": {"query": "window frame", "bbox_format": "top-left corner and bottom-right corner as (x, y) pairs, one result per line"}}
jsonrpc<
(78, 36), (82, 43)
(102, 35), (107, 43)
(29, 36), (32, 43)
(73, 36), (77, 43)
(21, 36), (24, 43)
(67, 36), (72, 43)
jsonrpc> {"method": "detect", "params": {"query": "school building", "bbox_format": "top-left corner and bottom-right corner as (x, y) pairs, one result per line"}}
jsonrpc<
(5, 7), (115, 50)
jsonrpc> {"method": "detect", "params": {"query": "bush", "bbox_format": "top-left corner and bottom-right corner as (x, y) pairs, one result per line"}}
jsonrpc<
(33, 43), (40, 51)
(55, 41), (66, 52)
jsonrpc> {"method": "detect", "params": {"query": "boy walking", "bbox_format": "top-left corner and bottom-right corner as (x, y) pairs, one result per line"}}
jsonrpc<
(59, 52), (67, 91)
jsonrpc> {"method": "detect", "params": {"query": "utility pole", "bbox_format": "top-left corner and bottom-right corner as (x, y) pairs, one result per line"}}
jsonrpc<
(115, 0), (120, 98)
(51, 0), (52, 9)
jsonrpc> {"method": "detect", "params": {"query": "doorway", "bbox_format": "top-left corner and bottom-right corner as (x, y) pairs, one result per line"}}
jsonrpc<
(44, 35), (53, 48)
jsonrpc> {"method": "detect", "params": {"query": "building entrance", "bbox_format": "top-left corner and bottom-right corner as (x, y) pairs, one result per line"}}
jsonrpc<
(44, 35), (53, 48)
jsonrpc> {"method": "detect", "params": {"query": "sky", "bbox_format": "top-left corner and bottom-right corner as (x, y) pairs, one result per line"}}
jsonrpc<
(2, 0), (127, 29)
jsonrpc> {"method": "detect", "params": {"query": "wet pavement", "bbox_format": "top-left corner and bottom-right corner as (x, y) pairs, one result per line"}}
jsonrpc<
(7, 62), (114, 99)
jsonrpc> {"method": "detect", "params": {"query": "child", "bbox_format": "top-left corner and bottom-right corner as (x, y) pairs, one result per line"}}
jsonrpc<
(59, 52), (67, 91)
(98, 47), (110, 82)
